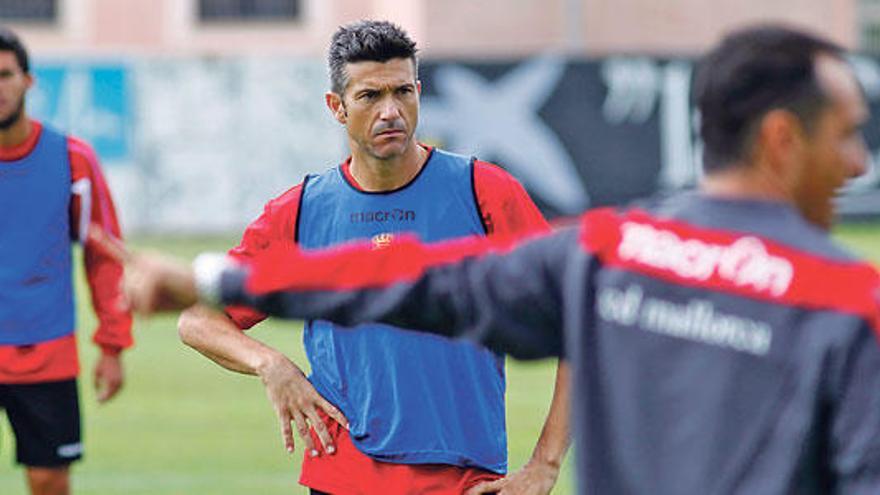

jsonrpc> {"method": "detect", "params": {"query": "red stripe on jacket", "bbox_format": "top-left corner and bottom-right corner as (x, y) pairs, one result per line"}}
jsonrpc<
(226, 148), (547, 329)
(579, 208), (880, 334)
(244, 204), (880, 341)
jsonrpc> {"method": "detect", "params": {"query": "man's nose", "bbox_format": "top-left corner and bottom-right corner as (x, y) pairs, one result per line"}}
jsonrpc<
(378, 98), (402, 120)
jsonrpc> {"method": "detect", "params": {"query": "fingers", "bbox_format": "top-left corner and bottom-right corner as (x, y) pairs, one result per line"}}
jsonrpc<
(93, 364), (101, 393)
(94, 356), (124, 404)
(140, 272), (161, 315)
(465, 479), (506, 495)
(115, 278), (132, 313)
(291, 411), (318, 458)
(87, 223), (130, 263)
(97, 376), (122, 403)
(90, 223), (198, 316)
(263, 362), (343, 458)
(278, 409), (296, 454)
(124, 261), (175, 315)
(87, 224), (138, 315)
(304, 408), (336, 455)
(122, 264), (152, 315)
(96, 383), (110, 402)
(318, 398), (349, 431)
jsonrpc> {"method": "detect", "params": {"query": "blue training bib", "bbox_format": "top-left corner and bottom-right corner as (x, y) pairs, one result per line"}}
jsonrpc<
(0, 126), (75, 345)
(297, 149), (507, 473)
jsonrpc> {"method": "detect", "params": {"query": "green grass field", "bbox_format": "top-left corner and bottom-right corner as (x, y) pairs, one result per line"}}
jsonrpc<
(2, 225), (879, 494)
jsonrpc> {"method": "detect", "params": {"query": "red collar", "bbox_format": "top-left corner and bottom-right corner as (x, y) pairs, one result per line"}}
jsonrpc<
(0, 120), (43, 162)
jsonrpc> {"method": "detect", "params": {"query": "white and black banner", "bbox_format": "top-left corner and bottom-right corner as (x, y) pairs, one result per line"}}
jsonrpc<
(31, 55), (880, 232)
(420, 55), (880, 218)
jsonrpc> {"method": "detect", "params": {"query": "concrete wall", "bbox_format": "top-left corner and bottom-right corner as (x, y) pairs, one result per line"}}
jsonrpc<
(5, 0), (860, 58)
(580, 0), (857, 55)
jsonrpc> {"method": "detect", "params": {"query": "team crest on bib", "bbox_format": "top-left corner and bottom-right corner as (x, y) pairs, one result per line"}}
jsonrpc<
(372, 232), (395, 250)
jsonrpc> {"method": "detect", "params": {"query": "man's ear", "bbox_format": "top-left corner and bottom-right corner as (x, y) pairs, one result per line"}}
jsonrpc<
(757, 109), (806, 162)
(325, 92), (347, 125)
(764, 109), (799, 144)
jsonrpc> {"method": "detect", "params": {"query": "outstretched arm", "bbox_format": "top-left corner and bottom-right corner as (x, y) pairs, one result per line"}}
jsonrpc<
(223, 228), (578, 360)
(93, 224), (581, 360)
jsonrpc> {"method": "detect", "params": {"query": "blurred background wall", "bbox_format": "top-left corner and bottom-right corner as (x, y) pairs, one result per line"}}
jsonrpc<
(6, 0), (861, 56)
(1, 0), (877, 232)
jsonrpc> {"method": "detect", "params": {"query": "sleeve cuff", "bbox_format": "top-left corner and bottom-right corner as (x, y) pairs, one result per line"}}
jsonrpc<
(193, 252), (240, 307)
(99, 345), (123, 357)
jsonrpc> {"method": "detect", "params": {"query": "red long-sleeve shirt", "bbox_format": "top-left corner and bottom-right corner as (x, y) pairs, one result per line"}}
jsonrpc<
(225, 150), (549, 329)
(0, 120), (132, 384)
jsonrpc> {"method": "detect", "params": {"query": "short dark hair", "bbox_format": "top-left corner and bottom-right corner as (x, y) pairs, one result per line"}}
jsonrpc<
(694, 25), (844, 172)
(0, 26), (28, 73)
(327, 20), (418, 95)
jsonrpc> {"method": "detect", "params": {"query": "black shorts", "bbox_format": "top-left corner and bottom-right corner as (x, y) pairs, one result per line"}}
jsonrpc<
(0, 378), (82, 467)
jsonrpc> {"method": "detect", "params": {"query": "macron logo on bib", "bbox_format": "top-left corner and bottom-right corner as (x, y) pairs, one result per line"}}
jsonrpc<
(350, 209), (416, 224)
(617, 221), (794, 297)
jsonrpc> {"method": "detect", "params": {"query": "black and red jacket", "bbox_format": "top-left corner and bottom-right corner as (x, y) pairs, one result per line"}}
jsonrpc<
(221, 192), (880, 495)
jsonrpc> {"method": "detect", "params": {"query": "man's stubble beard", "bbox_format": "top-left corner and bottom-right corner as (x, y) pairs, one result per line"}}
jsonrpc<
(0, 97), (25, 130)
(369, 131), (416, 162)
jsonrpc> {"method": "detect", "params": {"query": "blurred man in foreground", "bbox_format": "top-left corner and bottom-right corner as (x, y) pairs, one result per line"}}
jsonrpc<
(105, 24), (879, 494)
(0, 28), (132, 495)
(174, 20), (569, 495)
